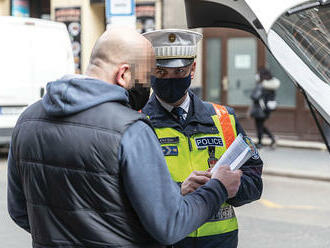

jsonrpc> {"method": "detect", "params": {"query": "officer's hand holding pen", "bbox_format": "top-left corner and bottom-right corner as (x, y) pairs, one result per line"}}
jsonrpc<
(211, 166), (242, 198)
(181, 170), (212, 196)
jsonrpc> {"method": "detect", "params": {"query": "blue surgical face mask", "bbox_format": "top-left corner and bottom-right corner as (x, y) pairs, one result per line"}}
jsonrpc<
(151, 74), (191, 104)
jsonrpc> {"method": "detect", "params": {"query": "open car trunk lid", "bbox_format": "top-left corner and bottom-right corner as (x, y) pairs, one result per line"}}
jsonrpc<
(185, 0), (330, 152)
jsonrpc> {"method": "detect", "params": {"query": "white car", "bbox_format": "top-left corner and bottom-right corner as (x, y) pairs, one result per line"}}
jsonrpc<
(0, 17), (75, 146)
(184, 0), (330, 152)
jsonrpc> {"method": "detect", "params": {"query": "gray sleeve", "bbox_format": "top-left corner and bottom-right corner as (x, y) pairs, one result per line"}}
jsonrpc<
(119, 121), (228, 245)
(7, 144), (30, 233)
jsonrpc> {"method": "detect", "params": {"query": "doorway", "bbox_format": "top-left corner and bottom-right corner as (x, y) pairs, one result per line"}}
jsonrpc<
(202, 28), (321, 141)
(203, 28), (263, 113)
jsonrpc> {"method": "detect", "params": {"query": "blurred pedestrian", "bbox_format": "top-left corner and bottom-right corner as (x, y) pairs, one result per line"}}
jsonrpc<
(142, 29), (263, 248)
(250, 67), (280, 148)
(7, 27), (243, 248)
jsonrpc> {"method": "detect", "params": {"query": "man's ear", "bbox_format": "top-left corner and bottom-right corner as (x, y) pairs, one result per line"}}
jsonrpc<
(190, 61), (197, 80)
(115, 64), (132, 89)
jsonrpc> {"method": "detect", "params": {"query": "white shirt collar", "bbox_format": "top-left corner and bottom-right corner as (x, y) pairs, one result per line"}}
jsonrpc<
(157, 93), (190, 115)
(179, 94), (191, 114)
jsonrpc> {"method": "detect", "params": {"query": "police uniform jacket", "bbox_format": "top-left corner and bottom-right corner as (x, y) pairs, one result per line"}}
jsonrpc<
(143, 91), (263, 248)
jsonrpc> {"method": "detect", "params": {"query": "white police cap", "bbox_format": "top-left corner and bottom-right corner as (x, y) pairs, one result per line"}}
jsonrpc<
(143, 29), (203, 68)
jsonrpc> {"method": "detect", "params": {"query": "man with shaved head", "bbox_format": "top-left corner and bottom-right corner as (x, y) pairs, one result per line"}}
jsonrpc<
(7, 28), (241, 248)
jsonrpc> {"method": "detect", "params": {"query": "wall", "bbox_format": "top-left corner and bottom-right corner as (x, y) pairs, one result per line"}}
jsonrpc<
(162, 0), (203, 93)
(136, 0), (162, 30)
(0, 0), (10, 16)
(162, 0), (187, 29)
(51, 0), (105, 73)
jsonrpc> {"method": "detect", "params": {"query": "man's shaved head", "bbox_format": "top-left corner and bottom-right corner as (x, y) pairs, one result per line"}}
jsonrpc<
(86, 27), (155, 89)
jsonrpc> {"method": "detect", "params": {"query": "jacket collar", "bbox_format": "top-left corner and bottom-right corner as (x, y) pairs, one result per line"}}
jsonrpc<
(143, 90), (218, 135)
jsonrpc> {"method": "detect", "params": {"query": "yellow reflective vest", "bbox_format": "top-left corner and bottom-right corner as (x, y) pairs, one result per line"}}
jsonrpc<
(155, 103), (238, 238)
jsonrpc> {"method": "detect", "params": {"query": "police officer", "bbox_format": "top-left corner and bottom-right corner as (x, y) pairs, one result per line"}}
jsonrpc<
(142, 29), (263, 248)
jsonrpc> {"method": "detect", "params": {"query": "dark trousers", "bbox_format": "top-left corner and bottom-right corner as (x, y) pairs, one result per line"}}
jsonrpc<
(255, 118), (274, 144)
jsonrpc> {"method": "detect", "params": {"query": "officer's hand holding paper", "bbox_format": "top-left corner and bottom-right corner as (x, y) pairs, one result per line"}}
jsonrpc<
(211, 134), (254, 173)
(181, 170), (212, 196)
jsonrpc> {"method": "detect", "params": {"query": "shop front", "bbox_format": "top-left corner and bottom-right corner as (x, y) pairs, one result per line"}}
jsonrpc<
(202, 28), (320, 141)
(11, 0), (50, 19)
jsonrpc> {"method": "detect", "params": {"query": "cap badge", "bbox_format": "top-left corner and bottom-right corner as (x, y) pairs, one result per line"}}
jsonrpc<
(168, 33), (176, 43)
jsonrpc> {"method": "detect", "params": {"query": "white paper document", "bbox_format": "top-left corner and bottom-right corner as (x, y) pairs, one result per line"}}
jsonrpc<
(211, 134), (253, 172)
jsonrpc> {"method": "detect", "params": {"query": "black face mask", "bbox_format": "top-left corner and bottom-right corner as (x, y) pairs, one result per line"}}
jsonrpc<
(151, 74), (191, 104)
(128, 83), (150, 111)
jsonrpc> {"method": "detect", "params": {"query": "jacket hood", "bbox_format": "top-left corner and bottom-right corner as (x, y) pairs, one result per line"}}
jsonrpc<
(42, 75), (129, 116)
(262, 78), (280, 90)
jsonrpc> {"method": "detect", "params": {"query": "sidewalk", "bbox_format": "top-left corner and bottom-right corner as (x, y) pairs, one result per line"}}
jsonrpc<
(255, 141), (330, 182)
(251, 136), (327, 151)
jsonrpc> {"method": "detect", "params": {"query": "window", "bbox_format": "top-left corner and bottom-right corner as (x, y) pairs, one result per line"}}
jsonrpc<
(227, 37), (257, 106)
(272, 2), (330, 84)
(266, 50), (296, 107)
(205, 38), (222, 103)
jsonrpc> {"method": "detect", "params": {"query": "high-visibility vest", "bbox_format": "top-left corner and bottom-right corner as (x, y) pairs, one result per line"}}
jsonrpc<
(155, 104), (238, 237)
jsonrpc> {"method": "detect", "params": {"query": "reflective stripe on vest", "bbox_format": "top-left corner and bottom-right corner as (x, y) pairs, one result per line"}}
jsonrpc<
(191, 209), (238, 237)
(212, 103), (236, 148)
(154, 104), (238, 238)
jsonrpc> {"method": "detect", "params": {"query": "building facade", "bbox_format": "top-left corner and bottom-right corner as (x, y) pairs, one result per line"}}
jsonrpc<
(0, 0), (321, 141)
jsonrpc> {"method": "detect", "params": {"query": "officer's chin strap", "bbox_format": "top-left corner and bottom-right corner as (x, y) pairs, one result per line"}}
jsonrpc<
(301, 87), (330, 155)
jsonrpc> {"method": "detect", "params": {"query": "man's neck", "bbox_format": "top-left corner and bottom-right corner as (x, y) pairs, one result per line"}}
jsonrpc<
(86, 64), (114, 84)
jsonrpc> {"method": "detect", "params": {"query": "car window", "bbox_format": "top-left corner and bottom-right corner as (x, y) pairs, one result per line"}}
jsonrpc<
(271, 1), (329, 85)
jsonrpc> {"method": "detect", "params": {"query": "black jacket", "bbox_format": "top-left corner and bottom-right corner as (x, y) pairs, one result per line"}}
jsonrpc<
(250, 78), (280, 119)
(250, 84), (268, 119)
(143, 91), (263, 248)
(8, 77), (232, 247)
(9, 99), (163, 248)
